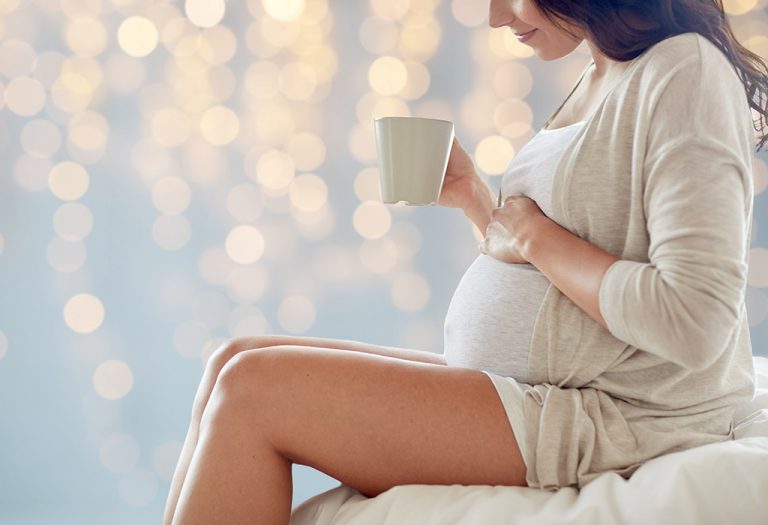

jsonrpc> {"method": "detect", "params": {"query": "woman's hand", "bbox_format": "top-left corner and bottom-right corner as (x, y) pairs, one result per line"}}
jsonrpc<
(438, 137), (481, 210)
(479, 195), (550, 264)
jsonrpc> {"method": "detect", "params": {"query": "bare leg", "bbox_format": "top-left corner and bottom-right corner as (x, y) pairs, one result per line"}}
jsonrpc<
(170, 346), (525, 524)
(163, 335), (445, 525)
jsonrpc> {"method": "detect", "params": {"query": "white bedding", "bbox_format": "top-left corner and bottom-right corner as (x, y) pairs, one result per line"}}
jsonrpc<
(290, 357), (768, 525)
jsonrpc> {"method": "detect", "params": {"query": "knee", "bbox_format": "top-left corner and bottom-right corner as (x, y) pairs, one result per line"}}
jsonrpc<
(205, 336), (273, 378)
(208, 349), (276, 410)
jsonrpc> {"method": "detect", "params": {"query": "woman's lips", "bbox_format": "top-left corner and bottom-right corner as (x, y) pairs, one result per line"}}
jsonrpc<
(516, 29), (538, 43)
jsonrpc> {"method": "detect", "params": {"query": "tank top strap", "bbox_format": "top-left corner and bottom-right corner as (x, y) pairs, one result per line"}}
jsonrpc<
(496, 59), (595, 208)
(541, 60), (595, 131)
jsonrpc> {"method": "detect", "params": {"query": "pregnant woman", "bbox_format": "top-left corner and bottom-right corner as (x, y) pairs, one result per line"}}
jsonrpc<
(165, 1), (768, 523)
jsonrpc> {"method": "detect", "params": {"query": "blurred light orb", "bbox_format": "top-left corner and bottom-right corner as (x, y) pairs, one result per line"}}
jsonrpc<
(359, 237), (399, 273)
(228, 305), (269, 337)
(493, 62), (534, 99)
(47, 238), (87, 273)
(225, 265), (269, 301)
(748, 248), (768, 287)
(53, 202), (94, 241)
(373, 96), (412, 120)
(353, 167), (381, 202)
(67, 17), (108, 57)
(277, 294), (316, 333)
(51, 73), (94, 113)
(99, 433), (140, 474)
(118, 467), (158, 508)
(359, 16), (399, 55)
(152, 214), (191, 251)
(400, 61), (431, 100)
(369, 56), (408, 96)
(61, 57), (104, 89)
(226, 183), (265, 222)
(279, 61), (318, 100)
(185, 0), (226, 28)
(4, 76), (46, 116)
(173, 320), (210, 359)
(744, 35), (768, 61)
(200, 105), (240, 145)
(391, 271), (430, 312)
(182, 138), (227, 186)
(225, 225), (265, 264)
(724, 0), (758, 15)
(294, 206), (335, 240)
(461, 90), (498, 135)
(93, 360), (134, 400)
(285, 132), (326, 171)
(255, 150), (295, 190)
(117, 16), (159, 58)
(21, 119), (61, 158)
(494, 98), (534, 138)
(254, 106), (296, 144)
(370, 0), (410, 21)
(289, 173), (328, 213)
(105, 54), (147, 94)
(151, 176), (191, 215)
(390, 221), (423, 259)
(0, 39), (36, 77)
(64, 293), (105, 334)
(244, 61), (281, 100)
(15, 156), (53, 192)
(353, 201), (392, 239)
(399, 17), (442, 60)
(451, 0), (487, 26)
(198, 26), (238, 65)
(68, 111), (109, 152)
(152, 108), (192, 148)
(49, 161), (89, 201)
(262, 0), (305, 21)
(152, 441), (183, 481)
(347, 122), (378, 163)
(199, 246), (235, 285)
(475, 135), (515, 175)
(0, 330), (6, 360)
(260, 16), (302, 49)
(33, 51), (66, 88)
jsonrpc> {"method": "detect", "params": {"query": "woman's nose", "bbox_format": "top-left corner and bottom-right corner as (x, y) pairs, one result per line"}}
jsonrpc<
(488, 0), (514, 29)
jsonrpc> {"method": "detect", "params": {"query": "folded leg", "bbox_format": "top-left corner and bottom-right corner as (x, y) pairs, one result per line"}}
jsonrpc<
(172, 346), (526, 524)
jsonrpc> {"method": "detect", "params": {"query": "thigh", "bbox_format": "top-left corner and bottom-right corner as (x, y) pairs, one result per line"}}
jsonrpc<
(215, 346), (527, 497)
(218, 335), (446, 366)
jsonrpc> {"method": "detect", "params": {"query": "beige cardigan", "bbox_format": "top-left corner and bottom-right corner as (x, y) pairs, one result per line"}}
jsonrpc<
(521, 32), (757, 489)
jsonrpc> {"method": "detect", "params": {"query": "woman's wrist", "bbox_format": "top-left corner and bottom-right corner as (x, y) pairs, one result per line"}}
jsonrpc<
(462, 176), (495, 235)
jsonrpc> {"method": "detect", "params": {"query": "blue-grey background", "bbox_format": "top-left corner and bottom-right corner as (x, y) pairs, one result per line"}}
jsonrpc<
(1, 1), (767, 524)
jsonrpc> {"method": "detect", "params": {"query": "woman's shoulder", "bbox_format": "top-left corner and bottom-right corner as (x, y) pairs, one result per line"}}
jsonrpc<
(634, 32), (738, 81)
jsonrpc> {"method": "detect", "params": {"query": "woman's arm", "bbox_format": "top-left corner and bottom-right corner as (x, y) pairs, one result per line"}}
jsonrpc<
(462, 176), (496, 235)
(522, 217), (619, 333)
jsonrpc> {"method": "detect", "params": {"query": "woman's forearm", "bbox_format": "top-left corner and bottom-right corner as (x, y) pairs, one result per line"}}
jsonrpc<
(462, 177), (496, 235)
(523, 217), (620, 331)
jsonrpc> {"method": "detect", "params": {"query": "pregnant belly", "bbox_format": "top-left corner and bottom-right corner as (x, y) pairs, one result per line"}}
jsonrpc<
(443, 254), (551, 384)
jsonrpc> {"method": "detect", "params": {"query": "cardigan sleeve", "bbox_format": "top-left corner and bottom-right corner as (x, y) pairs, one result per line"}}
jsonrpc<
(598, 45), (753, 372)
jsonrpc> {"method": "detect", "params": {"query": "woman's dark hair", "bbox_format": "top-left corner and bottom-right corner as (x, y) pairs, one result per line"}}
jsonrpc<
(531, 0), (768, 152)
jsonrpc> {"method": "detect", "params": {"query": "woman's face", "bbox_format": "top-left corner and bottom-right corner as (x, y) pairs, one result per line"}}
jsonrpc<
(488, 0), (584, 60)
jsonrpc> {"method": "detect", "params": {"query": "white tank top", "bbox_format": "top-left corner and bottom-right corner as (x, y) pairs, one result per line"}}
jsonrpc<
(444, 121), (586, 384)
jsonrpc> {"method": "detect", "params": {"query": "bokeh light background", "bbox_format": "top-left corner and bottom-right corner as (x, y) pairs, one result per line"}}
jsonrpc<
(0, 0), (767, 523)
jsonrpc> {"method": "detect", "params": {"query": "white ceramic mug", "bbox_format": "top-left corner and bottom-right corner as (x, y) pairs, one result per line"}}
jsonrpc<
(374, 116), (455, 206)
